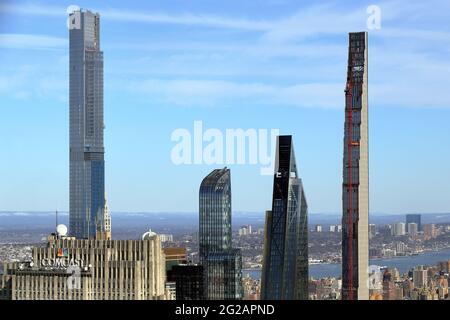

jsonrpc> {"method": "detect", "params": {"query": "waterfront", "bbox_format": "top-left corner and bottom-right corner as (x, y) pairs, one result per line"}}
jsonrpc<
(244, 247), (450, 279)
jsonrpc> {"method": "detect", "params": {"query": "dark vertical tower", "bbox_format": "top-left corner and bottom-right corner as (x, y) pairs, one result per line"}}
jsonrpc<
(261, 135), (308, 300)
(68, 9), (106, 239)
(342, 32), (369, 300)
(406, 214), (422, 232)
(199, 168), (242, 300)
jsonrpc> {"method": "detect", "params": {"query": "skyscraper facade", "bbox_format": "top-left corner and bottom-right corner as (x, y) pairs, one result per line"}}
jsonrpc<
(167, 265), (205, 300)
(342, 32), (369, 300)
(261, 135), (309, 300)
(199, 168), (243, 300)
(199, 168), (232, 264)
(204, 250), (243, 300)
(406, 214), (422, 232)
(69, 9), (106, 239)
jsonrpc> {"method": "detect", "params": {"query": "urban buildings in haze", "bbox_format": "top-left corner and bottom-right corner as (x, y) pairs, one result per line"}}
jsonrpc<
(69, 9), (107, 239)
(261, 135), (309, 300)
(341, 31), (369, 300)
(199, 168), (243, 300)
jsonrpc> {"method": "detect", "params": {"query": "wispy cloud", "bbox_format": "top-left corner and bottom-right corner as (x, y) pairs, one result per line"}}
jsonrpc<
(102, 9), (272, 31)
(0, 3), (62, 16)
(0, 33), (67, 49)
(129, 78), (342, 109)
(0, 2), (272, 31)
(0, 64), (67, 102)
(1, 1), (449, 42)
(2, 1), (450, 109)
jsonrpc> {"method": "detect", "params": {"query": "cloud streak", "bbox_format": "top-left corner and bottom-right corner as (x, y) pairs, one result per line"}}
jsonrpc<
(0, 33), (67, 49)
(129, 78), (343, 109)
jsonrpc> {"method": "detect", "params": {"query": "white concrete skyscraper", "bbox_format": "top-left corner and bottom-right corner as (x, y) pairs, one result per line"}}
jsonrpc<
(68, 9), (106, 239)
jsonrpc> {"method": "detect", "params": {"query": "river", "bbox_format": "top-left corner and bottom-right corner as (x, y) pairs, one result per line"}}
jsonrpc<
(243, 247), (450, 279)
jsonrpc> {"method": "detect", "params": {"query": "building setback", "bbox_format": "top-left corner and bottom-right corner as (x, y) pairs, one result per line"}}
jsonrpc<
(0, 235), (167, 300)
(69, 9), (107, 239)
(261, 135), (309, 300)
(341, 31), (369, 300)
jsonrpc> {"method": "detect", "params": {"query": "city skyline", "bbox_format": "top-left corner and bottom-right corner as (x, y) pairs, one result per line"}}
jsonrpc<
(1, 0), (450, 215)
(0, 1), (449, 304)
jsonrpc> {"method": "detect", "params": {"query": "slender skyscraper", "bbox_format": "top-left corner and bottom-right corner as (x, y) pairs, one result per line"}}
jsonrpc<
(199, 168), (232, 264)
(261, 135), (308, 300)
(69, 9), (106, 239)
(342, 32), (369, 300)
(199, 168), (243, 300)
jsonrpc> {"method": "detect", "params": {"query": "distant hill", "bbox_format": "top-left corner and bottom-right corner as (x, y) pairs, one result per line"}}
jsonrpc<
(1, 211), (449, 231)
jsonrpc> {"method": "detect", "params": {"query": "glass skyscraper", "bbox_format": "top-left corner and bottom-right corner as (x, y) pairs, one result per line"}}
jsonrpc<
(199, 168), (243, 300)
(199, 168), (232, 264)
(342, 32), (369, 300)
(261, 135), (309, 300)
(204, 250), (243, 300)
(406, 214), (422, 232)
(68, 9), (106, 239)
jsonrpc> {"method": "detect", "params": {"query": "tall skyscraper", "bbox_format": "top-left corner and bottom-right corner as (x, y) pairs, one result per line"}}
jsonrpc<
(199, 168), (232, 264)
(68, 9), (106, 239)
(261, 135), (309, 300)
(406, 214), (422, 232)
(342, 32), (369, 300)
(199, 168), (242, 300)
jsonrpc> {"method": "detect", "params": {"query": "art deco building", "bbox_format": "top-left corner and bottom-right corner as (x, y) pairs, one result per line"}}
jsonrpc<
(69, 8), (106, 239)
(0, 231), (167, 300)
(341, 31), (369, 300)
(261, 135), (309, 300)
(199, 168), (243, 300)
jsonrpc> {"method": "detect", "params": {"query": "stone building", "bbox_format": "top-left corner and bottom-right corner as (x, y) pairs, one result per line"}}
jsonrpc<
(0, 233), (167, 300)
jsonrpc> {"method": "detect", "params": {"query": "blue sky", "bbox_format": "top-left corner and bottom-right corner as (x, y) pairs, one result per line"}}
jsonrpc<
(0, 0), (449, 214)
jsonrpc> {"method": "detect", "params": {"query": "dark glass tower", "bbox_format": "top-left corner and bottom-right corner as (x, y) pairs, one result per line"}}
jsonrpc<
(406, 214), (422, 232)
(342, 32), (369, 300)
(261, 135), (308, 300)
(199, 168), (243, 300)
(167, 265), (205, 300)
(204, 249), (243, 300)
(68, 9), (106, 239)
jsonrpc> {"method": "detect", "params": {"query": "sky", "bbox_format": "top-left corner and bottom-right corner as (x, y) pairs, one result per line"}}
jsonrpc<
(0, 0), (449, 215)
